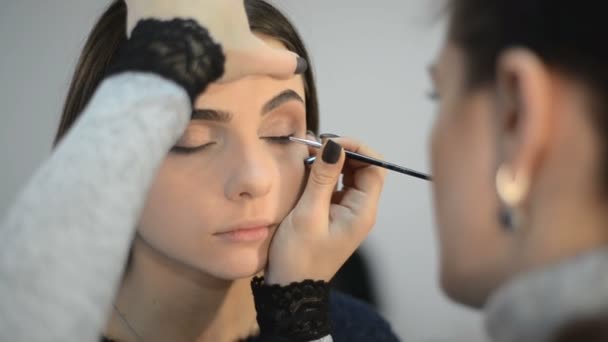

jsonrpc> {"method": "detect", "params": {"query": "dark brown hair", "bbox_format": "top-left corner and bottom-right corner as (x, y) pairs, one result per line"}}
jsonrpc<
(447, 0), (608, 188)
(54, 0), (319, 145)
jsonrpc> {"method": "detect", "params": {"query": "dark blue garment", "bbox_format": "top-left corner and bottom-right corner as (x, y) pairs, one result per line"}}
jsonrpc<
(245, 291), (400, 342)
(101, 291), (400, 342)
(326, 291), (400, 342)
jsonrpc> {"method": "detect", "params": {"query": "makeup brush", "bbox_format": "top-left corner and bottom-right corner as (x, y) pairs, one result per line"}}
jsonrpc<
(287, 136), (431, 181)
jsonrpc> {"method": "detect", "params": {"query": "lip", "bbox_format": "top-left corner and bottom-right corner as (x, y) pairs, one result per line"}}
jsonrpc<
(214, 220), (275, 242)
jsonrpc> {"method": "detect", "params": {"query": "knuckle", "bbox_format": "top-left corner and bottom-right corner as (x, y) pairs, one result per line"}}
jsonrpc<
(358, 208), (378, 231)
(367, 164), (387, 184)
(310, 168), (337, 186)
(361, 214), (376, 231)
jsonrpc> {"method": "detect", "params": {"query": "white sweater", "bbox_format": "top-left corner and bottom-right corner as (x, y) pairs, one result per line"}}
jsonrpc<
(0, 73), (190, 341)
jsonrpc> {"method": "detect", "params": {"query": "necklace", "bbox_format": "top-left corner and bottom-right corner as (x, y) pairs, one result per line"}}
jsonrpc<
(113, 304), (144, 342)
(112, 304), (259, 342)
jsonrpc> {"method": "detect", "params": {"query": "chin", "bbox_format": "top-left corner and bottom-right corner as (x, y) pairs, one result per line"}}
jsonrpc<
(201, 246), (270, 281)
(439, 261), (493, 309)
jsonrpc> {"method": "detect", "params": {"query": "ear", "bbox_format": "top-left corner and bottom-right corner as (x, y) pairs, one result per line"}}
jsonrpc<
(494, 48), (554, 203)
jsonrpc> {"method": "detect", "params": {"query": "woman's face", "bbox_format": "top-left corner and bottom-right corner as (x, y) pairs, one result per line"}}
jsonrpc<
(429, 43), (516, 307)
(431, 40), (608, 308)
(138, 36), (310, 280)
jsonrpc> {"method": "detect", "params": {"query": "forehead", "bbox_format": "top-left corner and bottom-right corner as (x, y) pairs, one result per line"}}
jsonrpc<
(199, 75), (304, 106)
(195, 35), (306, 110)
(434, 43), (467, 81)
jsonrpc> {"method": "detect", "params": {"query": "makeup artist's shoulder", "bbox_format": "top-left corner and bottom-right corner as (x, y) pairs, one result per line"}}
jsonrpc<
(329, 291), (401, 341)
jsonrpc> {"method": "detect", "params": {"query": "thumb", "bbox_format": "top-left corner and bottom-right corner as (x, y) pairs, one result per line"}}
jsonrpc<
(240, 36), (308, 80)
(297, 140), (345, 216)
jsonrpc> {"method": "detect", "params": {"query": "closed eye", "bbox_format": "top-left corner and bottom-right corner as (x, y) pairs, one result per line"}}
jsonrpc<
(170, 142), (215, 154)
(262, 133), (295, 145)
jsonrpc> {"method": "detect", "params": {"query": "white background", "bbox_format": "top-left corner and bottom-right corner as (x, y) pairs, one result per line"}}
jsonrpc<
(0, 1), (486, 340)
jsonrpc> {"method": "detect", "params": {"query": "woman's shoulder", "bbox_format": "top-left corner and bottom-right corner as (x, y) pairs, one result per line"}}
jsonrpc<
(329, 290), (400, 342)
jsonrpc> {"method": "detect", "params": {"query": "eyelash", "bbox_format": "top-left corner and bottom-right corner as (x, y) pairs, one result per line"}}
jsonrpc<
(170, 143), (215, 155)
(427, 90), (440, 101)
(262, 133), (295, 145)
(170, 133), (295, 154)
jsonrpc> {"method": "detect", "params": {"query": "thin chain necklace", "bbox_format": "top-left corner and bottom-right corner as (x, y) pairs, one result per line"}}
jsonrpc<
(112, 304), (259, 342)
(113, 304), (144, 342)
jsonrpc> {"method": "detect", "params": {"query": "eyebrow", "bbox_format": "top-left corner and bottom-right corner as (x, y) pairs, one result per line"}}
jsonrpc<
(191, 108), (232, 123)
(191, 89), (304, 123)
(261, 89), (305, 115)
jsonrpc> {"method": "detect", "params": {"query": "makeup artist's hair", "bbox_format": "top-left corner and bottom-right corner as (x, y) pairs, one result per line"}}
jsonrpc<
(446, 0), (608, 191)
(54, 0), (319, 145)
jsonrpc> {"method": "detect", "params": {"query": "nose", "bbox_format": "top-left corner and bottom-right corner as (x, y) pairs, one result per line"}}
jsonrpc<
(224, 141), (275, 201)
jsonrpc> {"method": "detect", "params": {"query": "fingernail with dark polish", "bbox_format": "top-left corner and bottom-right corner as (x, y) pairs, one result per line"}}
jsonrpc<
(320, 133), (340, 139)
(295, 57), (308, 74)
(322, 140), (342, 164)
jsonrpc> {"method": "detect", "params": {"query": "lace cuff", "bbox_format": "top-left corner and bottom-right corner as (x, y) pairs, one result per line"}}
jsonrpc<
(106, 18), (225, 104)
(251, 276), (332, 342)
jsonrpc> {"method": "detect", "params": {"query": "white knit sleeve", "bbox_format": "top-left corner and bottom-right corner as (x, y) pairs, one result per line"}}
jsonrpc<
(0, 72), (190, 342)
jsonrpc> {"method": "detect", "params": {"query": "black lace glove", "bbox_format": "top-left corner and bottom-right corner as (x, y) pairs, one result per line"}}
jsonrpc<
(106, 18), (225, 104)
(251, 276), (332, 342)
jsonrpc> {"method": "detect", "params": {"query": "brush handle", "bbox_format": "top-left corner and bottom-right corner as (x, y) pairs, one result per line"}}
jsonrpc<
(344, 151), (431, 181)
(290, 137), (431, 181)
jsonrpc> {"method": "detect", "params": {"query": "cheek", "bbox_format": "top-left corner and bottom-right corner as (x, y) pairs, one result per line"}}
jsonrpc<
(275, 146), (308, 212)
(430, 97), (510, 303)
(431, 95), (496, 231)
(431, 101), (468, 225)
(433, 114), (495, 251)
(138, 159), (216, 243)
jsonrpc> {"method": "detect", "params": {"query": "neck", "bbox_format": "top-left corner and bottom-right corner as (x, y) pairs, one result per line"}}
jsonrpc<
(515, 186), (608, 273)
(105, 238), (258, 342)
(514, 102), (608, 273)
